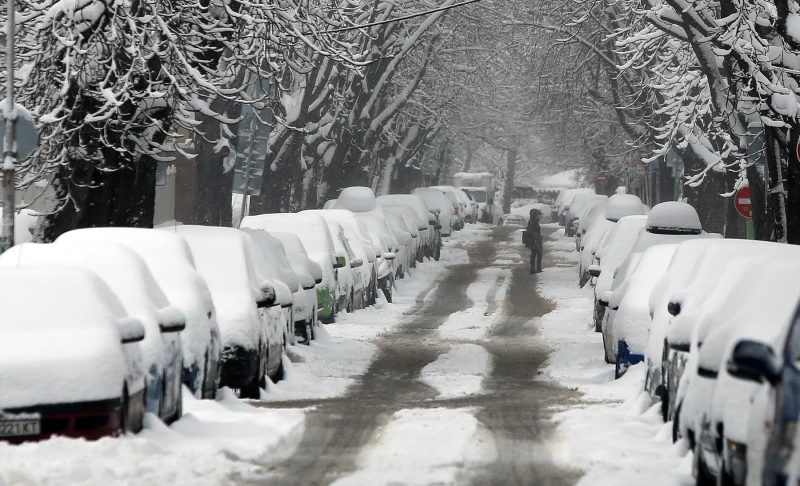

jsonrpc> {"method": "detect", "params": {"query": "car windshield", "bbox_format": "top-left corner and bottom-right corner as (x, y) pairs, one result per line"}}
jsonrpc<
(464, 189), (486, 202)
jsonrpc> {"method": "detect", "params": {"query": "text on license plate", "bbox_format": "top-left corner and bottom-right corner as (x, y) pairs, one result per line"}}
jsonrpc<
(0, 419), (40, 437)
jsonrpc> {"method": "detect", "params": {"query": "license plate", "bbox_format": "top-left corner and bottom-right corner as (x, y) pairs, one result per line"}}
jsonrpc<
(0, 417), (40, 438)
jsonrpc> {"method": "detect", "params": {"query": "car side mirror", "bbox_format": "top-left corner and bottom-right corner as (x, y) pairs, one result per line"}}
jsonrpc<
(667, 339), (690, 353)
(257, 282), (277, 308)
(157, 306), (186, 333)
(588, 265), (601, 278)
(350, 258), (363, 268)
(727, 340), (781, 384)
(668, 301), (681, 317)
(315, 277), (323, 285)
(334, 256), (346, 269)
(384, 252), (396, 261)
(119, 317), (146, 344)
(435, 223), (442, 230)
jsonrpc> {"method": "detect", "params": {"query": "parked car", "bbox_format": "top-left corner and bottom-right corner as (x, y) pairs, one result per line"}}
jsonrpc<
(334, 187), (400, 300)
(384, 204), (427, 264)
(240, 228), (302, 347)
(458, 189), (478, 223)
(308, 208), (381, 306)
(175, 225), (281, 399)
(565, 195), (607, 237)
(325, 219), (364, 311)
(0, 242), (185, 423)
(384, 209), (416, 276)
(553, 188), (595, 226)
(377, 194), (441, 261)
(588, 215), (648, 334)
(272, 231), (323, 343)
(433, 185), (465, 230)
(241, 212), (341, 323)
(413, 187), (456, 237)
(0, 266), (147, 441)
(602, 244), (677, 377)
(60, 227), (221, 400)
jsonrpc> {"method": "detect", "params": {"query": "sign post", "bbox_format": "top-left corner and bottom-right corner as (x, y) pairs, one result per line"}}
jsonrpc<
(1, 0), (15, 254)
(734, 186), (754, 240)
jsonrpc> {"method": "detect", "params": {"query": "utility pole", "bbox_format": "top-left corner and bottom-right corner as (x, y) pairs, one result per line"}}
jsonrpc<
(1, 0), (16, 253)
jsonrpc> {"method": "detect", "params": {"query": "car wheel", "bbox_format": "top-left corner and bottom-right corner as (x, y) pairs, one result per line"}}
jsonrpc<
(694, 441), (715, 486)
(120, 388), (130, 434)
(302, 321), (313, 345)
(270, 358), (285, 384)
(240, 374), (261, 399)
(673, 403), (682, 443)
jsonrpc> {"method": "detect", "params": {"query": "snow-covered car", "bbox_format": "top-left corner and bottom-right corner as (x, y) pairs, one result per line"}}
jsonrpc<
(0, 242), (185, 424)
(741, 284), (800, 486)
(384, 209), (416, 276)
(553, 188), (595, 226)
(433, 185), (466, 230)
(377, 194), (441, 261)
(308, 209), (380, 307)
(697, 257), (800, 486)
(239, 228), (301, 348)
(603, 244), (677, 377)
(0, 266), (147, 441)
(325, 219), (365, 311)
(578, 193), (645, 286)
(588, 215), (648, 333)
(413, 187), (456, 237)
(662, 240), (800, 432)
(272, 232), (323, 343)
(384, 204), (427, 263)
(502, 213), (527, 226)
(242, 212), (341, 324)
(59, 227), (221, 400)
(565, 195), (606, 237)
(457, 189), (478, 223)
(334, 187), (401, 300)
(508, 203), (552, 225)
(175, 225), (282, 399)
(644, 238), (729, 422)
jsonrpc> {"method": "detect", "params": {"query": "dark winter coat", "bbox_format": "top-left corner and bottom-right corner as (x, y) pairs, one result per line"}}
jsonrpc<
(526, 218), (543, 250)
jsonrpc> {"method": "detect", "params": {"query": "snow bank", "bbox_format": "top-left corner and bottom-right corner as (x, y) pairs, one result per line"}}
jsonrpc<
(0, 389), (305, 485)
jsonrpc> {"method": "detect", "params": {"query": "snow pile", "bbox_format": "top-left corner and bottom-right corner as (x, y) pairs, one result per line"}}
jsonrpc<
(420, 344), (492, 398)
(0, 389), (305, 485)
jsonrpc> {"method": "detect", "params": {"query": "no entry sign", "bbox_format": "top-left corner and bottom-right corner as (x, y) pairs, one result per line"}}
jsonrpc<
(596, 172), (608, 184)
(735, 186), (752, 219)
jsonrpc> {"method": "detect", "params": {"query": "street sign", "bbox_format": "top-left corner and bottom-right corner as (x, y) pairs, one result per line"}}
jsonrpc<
(796, 137), (800, 162)
(0, 104), (38, 161)
(735, 186), (752, 218)
(596, 172), (608, 184)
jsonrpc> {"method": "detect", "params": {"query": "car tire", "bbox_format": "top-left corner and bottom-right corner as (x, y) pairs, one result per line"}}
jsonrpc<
(270, 358), (285, 384)
(694, 441), (715, 486)
(302, 321), (314, 345)
(384, 285), (393, 303)
(120, 388), (130, 435)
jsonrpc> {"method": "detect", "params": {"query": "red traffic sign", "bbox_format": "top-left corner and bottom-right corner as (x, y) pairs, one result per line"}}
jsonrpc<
(735, 186), (752, 219)
(796, 138), (800, 161)
(596, 172), (608, 184)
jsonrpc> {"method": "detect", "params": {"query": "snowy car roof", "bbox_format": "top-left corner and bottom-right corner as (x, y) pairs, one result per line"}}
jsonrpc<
(645, 201), (702, 234)
(335, 187), (378, 212)
(604, 194), (646, 222)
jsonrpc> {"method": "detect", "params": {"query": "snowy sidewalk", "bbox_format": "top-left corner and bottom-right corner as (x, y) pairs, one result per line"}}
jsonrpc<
(537, 225), (694, 486)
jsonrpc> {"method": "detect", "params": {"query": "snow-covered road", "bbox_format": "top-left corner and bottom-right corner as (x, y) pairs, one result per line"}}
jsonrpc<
(0, 224), (694, 486)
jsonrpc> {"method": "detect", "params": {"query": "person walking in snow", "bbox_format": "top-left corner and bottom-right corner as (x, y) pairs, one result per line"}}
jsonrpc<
(526, 209), (543, 274)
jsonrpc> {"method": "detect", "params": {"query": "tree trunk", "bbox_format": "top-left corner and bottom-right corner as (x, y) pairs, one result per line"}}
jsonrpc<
(503, 150), (517, 215)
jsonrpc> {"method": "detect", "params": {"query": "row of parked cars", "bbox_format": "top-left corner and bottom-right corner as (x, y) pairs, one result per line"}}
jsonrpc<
(565, 188), (800, 485)
(0, 185), (470, 443)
